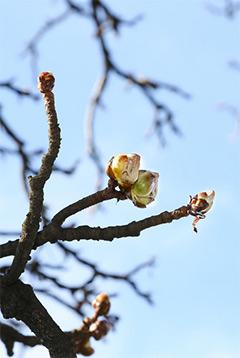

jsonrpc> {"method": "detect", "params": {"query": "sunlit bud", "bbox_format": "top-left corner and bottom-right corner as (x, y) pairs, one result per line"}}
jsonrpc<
(189, 190), (215, 233)
(106, 153), (140, 189)
(130, 170), (159, 208)
(90, 320), (111, 340)
(190, 190), (215, 215)
(78, 339), (94, 356)
(38, 71), (55, 93)
(92, 292), (110, 316)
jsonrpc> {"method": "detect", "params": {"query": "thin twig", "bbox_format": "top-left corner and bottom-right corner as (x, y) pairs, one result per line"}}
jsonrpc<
(51, 185), (126, 226)
(2, 72), (61, 286)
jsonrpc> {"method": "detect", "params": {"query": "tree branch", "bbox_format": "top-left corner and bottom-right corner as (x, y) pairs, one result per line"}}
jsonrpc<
(51, 184), (126, 226)
(0, 279), (76, 358)
(2, 72), (61, 286)
(0, 204), (190, 259)
(0, 80), (39, 100)
(0, 323), (41, 356)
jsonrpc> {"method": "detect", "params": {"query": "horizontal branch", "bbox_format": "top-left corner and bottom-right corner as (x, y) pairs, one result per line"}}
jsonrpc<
(0, 80), (39, 100)
(0, 204), (190, 259)
(0, 322), (97, 357)
(60, 205), (189, 242)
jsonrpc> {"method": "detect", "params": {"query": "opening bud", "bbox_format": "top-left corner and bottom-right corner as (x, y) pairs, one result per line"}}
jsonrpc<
(106, 153), (140, 189)
(189, 190), (215, 232)
(92, 292), (110, 316)
(90, 320), (111, 340)
(190, 190), (215, 215)
(130, 170), (159, 208)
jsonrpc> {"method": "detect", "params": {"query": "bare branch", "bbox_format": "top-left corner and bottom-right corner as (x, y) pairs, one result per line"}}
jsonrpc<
(0, 323), (41, 356)
(0, 203), (190, 259)
(22, 0), (190, 187)
(86, 72), (110, 189)
(83, 0), (191, 182)
(57, 243), (155, 303)
(0, 279), (76, 358)
(2, 72), (61, 286)
(0, 80), (39, 100)
(51, 184), (126, 226)
(0, 290), (114, 357)
(60, 205), (190, 243)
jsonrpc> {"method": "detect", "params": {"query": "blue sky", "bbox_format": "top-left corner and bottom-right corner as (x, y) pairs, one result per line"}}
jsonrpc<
(0, 1), (240, 357)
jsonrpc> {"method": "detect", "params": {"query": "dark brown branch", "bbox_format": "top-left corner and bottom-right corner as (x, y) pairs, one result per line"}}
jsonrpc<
(2, 73), (61, 286)
(0, 323), (41, 356)
(51, 185), (126, 226)
(0, 279), (76, 358)
(0, 80), (39, 100)
(0, 290), (113, 357)
(0, 204), (190, 259)
(60, 205), (190, 243)
(0, 322), (98, 357)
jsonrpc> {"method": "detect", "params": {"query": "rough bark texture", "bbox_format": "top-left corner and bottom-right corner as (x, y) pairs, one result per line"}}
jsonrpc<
(0, 279), (76, 358)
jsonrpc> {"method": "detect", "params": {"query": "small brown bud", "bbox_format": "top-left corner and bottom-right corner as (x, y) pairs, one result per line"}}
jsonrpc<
(77, 339), (94, 356)
(92, 292), (110, 316)
(38, 72), (55, 93)
(90, 320), (111, 340)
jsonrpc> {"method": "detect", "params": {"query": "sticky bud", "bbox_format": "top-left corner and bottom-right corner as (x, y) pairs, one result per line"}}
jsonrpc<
(78, 340), (94, 356)
(92, 292), (110, 316)
(38, 72), (55, 93)
(90, 320), (111, 340)
(190, 190), (215, 215)
(106, 153), (140, 189)
(189, 190), (215, 232)
(130, 170), (159, 208)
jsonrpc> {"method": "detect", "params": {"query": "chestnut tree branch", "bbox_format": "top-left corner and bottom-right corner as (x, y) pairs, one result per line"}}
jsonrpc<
(0, 203), (190, 259)
(0, 279), (76, 358)
(2, 73), (61, 286)
(51, 184), (126, 226)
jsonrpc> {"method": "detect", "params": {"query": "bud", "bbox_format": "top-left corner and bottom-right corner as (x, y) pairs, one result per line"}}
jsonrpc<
(190, 190), (215, 215)
(130, 170), (159, 208)
(78, 339), (94, 356)
(38, 71), (55, 93)
(90, 320), (111, 340)
(189, 190), (215, 232)
(92, 292), (110, 316)
(106, 153), (140, 189)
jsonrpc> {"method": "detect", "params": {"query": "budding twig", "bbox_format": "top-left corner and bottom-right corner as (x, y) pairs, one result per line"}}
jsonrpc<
(1, 72), (61, 286)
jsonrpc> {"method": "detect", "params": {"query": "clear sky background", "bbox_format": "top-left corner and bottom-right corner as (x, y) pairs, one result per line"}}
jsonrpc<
(1, 1), (240, 357)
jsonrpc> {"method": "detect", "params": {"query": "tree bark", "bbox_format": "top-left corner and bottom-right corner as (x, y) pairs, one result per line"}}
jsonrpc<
(0, 279), (76, 358)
